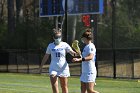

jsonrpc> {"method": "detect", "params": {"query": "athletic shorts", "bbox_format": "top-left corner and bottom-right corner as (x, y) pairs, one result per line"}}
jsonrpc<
(49, 69), (70, 77)
(80, 72), (97, 83)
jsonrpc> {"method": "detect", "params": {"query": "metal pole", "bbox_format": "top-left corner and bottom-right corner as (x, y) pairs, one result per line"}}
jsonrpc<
(92, 14), (98, 77)
(64, 0), (67, 42)
(56, 16), (59, 29)
(131, 51), (134, 79)
(112, 0), (116, 79)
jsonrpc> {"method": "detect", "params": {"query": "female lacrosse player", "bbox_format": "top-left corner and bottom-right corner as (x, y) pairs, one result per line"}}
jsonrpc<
(73, 29), (99, 93)
(39, 29), (76, 93)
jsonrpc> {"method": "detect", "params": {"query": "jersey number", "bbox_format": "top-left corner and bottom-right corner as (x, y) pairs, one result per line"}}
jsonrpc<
(56, 52), (60, 57)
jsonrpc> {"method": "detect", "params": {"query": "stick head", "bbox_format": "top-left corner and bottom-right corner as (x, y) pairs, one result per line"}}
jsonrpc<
(72, 40), (81, 54)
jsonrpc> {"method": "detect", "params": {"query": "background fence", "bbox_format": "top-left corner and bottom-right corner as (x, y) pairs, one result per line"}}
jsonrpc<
(97, 48), (140, 78)
(0, 49), (140, 79)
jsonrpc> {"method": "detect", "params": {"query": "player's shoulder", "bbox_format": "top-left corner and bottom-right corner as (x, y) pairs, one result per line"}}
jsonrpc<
(48, 42), (55, 47)
(90, 43), (95, 46)
(88, 43), (96, 49)
(61, 42), (69, 45)
(87, 43), (96, 52)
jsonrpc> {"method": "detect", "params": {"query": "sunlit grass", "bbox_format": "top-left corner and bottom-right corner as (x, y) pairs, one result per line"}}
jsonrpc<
(0, 73), (140, 93)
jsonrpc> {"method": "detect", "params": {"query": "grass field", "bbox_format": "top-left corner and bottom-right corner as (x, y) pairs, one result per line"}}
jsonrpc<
(0, 73), (140, 93)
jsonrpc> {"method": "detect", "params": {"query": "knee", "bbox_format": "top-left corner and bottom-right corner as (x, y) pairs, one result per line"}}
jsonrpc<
(87, 88), (93, 93)
(60, 80), (68, 89)
(61, 84), (68, 89)
(52, 83), (58, 87)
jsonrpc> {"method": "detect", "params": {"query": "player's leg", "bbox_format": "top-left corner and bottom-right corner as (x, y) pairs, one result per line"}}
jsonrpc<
(59, 77), (68, 93)
(50, 75), (59, 93)
(81, 81), (87, 93)
(86, 82), (99, 93)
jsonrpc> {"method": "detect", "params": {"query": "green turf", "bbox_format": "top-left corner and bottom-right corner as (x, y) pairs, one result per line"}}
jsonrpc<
(0, 73), (140, 93)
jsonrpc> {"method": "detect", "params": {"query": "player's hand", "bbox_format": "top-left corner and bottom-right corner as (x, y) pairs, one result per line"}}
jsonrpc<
(72, 58), (81, 62)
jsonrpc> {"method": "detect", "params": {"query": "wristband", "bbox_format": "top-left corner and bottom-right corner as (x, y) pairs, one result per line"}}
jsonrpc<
(82, 58), (85, 61)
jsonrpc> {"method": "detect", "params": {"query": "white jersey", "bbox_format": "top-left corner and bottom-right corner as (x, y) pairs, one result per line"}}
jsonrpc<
(46, 42), (73, 77)
(82, 43), (96, 73)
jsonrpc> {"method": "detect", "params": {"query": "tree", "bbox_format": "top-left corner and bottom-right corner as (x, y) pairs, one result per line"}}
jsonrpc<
(8, 0), (15, 32)
(16, 0), (23, 22)
(0, 0), (6, 24)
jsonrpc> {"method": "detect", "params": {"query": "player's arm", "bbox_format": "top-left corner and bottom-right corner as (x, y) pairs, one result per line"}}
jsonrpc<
(83, 53), (94, 61)
(73, 53), (93, 62)
(69, 50), (79, 56)
(66, 43), (79, 56)
(39, 53), (50, 73)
